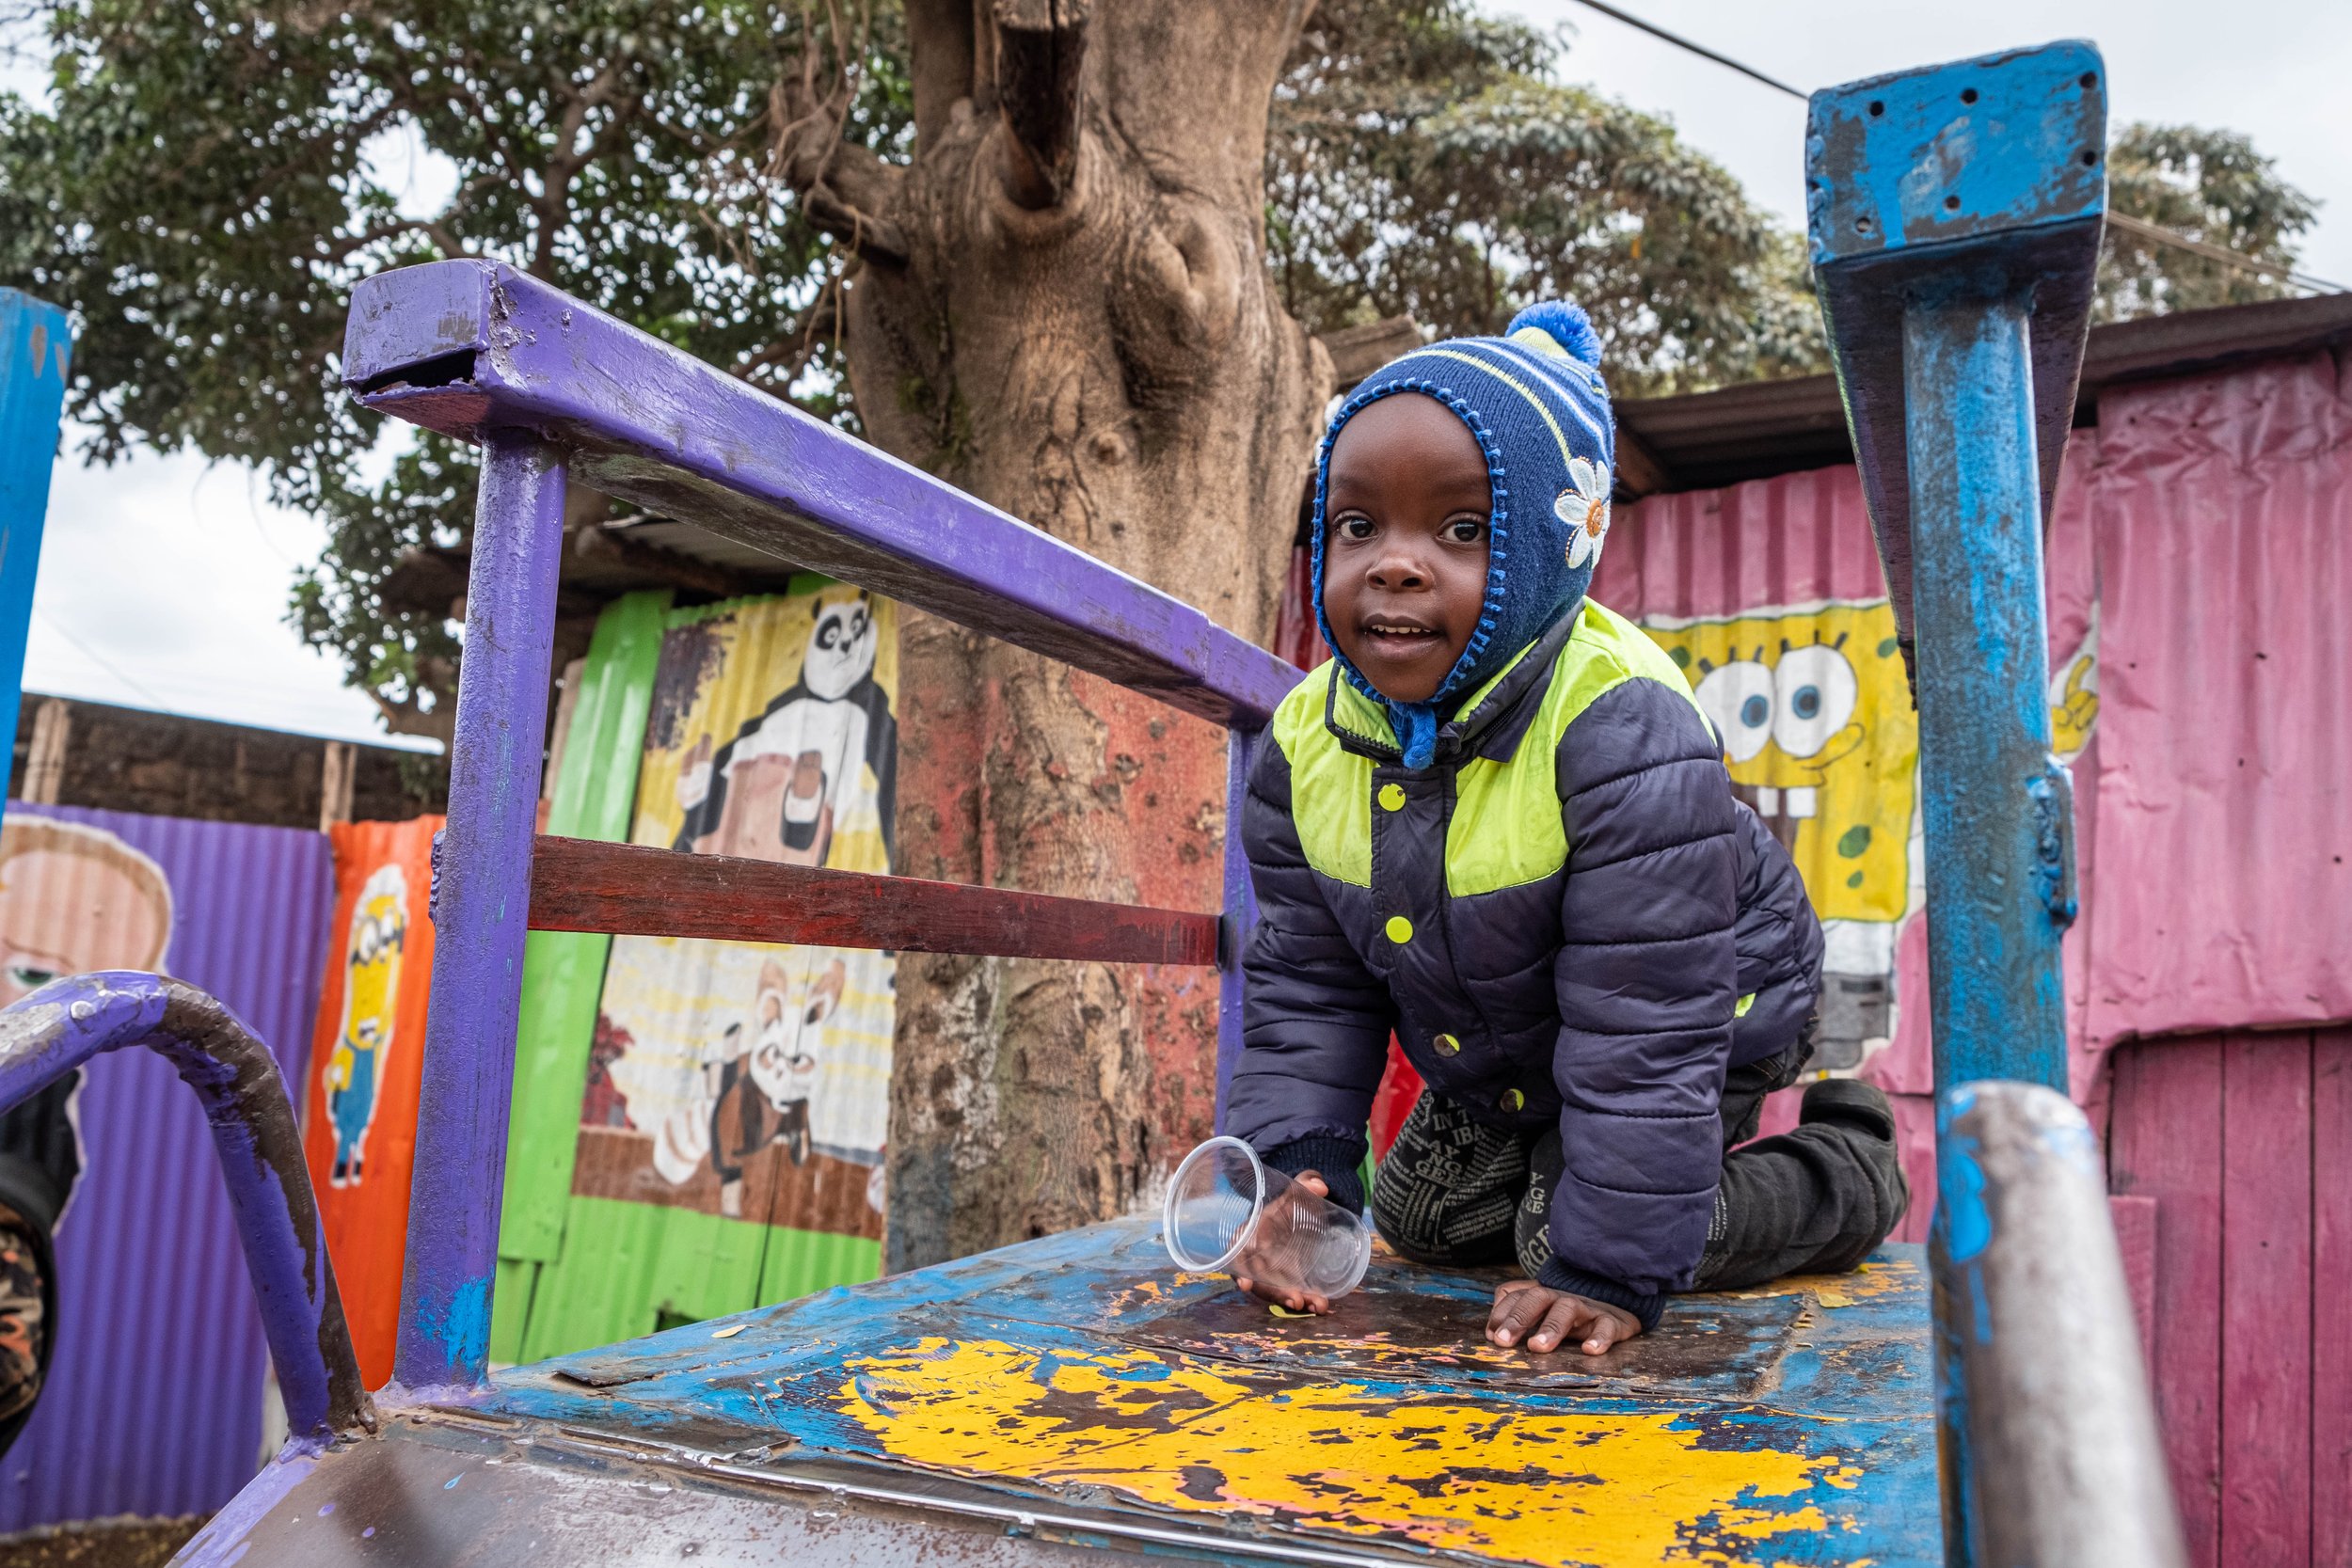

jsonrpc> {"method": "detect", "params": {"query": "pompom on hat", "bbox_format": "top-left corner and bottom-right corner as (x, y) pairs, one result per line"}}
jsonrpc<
(1311, 299), (1618, 767)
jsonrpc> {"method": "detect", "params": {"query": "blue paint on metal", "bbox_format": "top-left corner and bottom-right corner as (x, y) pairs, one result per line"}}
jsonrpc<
(0, 292), (73, 837)
(465, 1219), (1945, 1563)
(1933, 1088), (1991, 1267)
(1812, 46), (2109, 1567)
(1899, 288), (2071, 1095)
(1807, 42), (2106, 268)
(1811, 42), (2104, 1101)
(1805, 47), (2106, 671)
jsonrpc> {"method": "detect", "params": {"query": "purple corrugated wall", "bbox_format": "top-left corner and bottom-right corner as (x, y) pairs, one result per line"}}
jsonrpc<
(0, 801), (332, 1528)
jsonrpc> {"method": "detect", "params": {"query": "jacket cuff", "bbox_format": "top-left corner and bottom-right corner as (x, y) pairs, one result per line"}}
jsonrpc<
(1537, 1258), (1663, 1333)
(1261, 1135), (1367, 1215)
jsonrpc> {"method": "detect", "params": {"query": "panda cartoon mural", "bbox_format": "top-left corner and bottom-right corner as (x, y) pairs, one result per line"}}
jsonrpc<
(671, 590), (897, 868)
(579, 583), (899, 1249)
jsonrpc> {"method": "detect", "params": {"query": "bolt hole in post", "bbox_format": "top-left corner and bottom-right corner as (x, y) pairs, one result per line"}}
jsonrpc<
(1163, 1136), (1372, 1306)
(1960, 86), (1979, 103)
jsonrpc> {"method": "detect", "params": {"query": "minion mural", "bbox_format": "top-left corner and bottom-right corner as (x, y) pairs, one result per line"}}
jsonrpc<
(1645, 600), (1918, 1069)
(325, 863), (409, 1187)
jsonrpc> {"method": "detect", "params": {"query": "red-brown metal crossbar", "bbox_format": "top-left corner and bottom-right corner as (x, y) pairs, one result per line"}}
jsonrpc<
(528, 835), (1221, 967)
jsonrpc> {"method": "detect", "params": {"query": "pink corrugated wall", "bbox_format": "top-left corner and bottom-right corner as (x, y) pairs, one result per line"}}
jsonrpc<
(1595, 453), (2105, 1239)
(0, 803), (334, 1528)
(2075, 352), (2352, 1044)
(1600, 348), (2352, 1245)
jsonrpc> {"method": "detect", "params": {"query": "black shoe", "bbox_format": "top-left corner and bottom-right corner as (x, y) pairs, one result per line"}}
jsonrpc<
(1800, 1078), (1910, 1237)
(1799, 1076), (1897, 1141)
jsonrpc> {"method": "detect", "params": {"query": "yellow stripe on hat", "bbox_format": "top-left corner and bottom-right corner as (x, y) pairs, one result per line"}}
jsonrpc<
(1410, 348), (1577, 470)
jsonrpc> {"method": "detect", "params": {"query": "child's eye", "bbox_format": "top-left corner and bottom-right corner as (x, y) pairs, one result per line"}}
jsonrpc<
(1446, 516), (1487, 544)
(1334, 515), (1375, 542)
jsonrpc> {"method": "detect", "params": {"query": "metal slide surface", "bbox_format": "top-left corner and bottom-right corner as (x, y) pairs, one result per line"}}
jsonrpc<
(197, 1223), (1939, 1567)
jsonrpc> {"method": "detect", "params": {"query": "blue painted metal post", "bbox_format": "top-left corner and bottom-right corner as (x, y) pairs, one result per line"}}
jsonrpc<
(0, 292), (73, 834)
(1902, 295), (2074, 1092)
(394, 432), (566, 1392)
(1215, 724), (1263, 1132)
(1807, 41), (2106, 1096)
(1807, 42), (2109, 1568)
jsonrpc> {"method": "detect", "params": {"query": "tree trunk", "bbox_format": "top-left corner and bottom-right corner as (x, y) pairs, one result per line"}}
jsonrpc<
(808, 0), (1328, 1265)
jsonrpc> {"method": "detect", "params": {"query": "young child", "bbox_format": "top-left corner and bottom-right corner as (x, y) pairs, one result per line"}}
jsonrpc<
(1226, 302), (1906, 1355)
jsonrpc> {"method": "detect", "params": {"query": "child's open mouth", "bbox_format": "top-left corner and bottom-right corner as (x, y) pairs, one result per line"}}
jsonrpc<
(1364, 621), (1444, 647)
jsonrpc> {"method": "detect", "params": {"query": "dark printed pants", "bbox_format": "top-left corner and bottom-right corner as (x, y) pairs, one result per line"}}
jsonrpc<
(1370, 1040), (1908, 1292)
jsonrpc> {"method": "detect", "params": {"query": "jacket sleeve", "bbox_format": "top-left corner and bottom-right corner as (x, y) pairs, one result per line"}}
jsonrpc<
(1539, 676), (1740, 1324)
(1223, 733), (1393, 1212)
(1728, 801), (1825, 1068)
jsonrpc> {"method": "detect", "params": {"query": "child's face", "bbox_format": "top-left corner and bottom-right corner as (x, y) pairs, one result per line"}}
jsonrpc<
(1322, 393), (1490, 705)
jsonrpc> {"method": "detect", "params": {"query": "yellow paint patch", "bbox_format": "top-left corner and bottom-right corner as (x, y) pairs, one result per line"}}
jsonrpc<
(836, 1338), (1858, 1567)
(1730, 1259), (1917, 1309)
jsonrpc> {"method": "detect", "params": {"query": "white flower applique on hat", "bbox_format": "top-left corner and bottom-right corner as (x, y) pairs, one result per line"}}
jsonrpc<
(1556, 455), (1613, 569)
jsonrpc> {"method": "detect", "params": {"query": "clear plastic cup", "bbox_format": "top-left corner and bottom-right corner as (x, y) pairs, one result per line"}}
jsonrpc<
(1161, 1135), (1373, 1306)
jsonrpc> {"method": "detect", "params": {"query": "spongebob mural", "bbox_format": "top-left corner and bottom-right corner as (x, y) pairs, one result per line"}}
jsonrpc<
(1644, 601), (1918, 1069)
(324, 863), (408, 1187)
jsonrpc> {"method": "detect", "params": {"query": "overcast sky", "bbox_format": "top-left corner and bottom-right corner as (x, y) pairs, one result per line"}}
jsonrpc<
(10, 0), (2346, 748)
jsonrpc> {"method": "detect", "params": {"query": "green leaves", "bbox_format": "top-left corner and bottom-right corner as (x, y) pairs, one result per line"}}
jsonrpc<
(2096, 121), (2321, 321)
(1267, 0), (1826, 396)
(0, 0), (908, 733)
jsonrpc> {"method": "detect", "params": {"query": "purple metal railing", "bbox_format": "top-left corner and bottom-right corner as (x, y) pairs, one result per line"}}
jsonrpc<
(394, 434), (568, 1393)
(342, 259), (1295, 1390)
(0, 972), (372, 1442)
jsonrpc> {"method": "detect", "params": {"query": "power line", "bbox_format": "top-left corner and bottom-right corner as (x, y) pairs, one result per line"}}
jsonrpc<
(1562, 0), (1806, 100)
(1563, 0), (2343, 295)
(33, 606), (178, 713)
(2105, 211), (2345, 295)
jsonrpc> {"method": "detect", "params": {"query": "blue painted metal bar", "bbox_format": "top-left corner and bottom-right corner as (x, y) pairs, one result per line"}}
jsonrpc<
(1215, 724), (1263, 1132)
(1808, 42), (2111, 1567)
(0, 972), (372, 1443)
(0, 292), (73, 835)
(392, 433), (566, 1393)
(1808, 42), (2104, 1095)
(341, 261), (1301, 730)
(1901, 294), (2074, 1093)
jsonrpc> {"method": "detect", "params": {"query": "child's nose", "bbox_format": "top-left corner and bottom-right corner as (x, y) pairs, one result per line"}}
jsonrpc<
(1368, 551), (1429, 589)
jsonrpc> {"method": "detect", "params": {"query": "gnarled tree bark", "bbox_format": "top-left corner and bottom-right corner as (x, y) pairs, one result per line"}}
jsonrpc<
(780, 0), (1328, 1265)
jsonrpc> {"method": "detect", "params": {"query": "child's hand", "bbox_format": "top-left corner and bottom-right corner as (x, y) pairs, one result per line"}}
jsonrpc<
(1231, 1171), (1337, 1315)
(1486, 1278), (1642, 1355)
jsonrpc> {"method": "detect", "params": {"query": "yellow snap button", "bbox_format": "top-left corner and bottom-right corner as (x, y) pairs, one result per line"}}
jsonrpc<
(1501, 1088), (1526, 1112)
(1378, 783), (1406, 812)
(1385, 915), (1413, 944)
(1434, 1034), (1460, 1055)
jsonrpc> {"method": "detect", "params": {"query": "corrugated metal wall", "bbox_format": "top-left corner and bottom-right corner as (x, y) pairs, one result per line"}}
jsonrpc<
(0, 802), (333, 1529)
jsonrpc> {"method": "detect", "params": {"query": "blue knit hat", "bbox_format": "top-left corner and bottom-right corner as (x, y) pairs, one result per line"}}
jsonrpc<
(1311, 300), (1617, 768)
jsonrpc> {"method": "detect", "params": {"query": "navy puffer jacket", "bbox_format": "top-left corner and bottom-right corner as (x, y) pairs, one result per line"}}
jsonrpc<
(1227, 599), (1823, 1324)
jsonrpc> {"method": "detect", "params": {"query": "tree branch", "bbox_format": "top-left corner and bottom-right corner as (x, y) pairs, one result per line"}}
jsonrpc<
(769, 79), (912, 262)
(991, 0), (1090, 209)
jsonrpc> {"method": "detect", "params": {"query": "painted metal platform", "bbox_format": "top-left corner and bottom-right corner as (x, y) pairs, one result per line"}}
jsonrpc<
(200, 1222), (1938, 1567)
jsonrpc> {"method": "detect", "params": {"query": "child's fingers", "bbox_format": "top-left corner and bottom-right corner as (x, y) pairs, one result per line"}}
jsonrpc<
(1486, 1287), (1552, 1347)
(1575, 1309), (1629, 1356)
(1525, 1296), (1583, 1353)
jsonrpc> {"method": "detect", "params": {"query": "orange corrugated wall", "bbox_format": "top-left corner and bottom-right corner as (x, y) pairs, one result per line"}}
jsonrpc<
(300, 817), (442, 1387)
